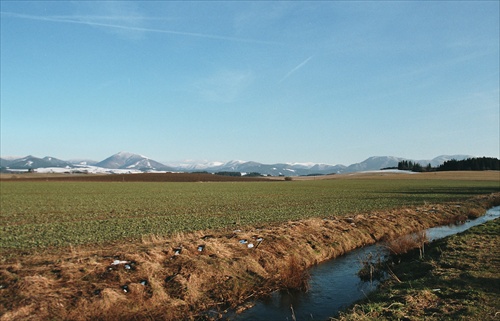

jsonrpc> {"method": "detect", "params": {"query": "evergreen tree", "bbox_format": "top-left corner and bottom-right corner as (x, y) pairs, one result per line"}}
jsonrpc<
(438, 157), (499, 171)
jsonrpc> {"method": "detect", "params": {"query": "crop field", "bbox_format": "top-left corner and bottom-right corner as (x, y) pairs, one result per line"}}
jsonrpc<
(1, 173), (499, 250)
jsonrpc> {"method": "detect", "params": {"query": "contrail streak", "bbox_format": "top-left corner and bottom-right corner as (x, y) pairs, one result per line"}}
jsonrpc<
(1, 12), (281, 45)
(279, 55), (314, 83)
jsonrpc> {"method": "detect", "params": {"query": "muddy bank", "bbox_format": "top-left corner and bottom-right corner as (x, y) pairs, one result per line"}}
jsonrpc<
(1, 193), (499, 320)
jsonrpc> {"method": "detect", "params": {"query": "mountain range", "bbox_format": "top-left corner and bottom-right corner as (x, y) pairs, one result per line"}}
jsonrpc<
(0, 152), (474, 176)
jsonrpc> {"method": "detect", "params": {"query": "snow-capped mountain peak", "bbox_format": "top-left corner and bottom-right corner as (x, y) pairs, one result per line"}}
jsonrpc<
(163, 160), (225, 170)
(1, 155), (72, 169)
(95, 152), (172, 171)
(115, 151), (149, 159)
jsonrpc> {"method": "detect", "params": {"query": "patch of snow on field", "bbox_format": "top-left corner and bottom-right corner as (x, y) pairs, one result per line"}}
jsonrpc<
(33, 167), (72, 174)
(35, 165), (143, 174)
(358, 169), (418, 174)
(146, 170), (181, 173)
(4, 169), (30, 173)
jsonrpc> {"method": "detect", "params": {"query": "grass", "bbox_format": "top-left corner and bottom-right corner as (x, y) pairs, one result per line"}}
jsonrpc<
(1, 172), (499, 250)
(334, 216), (500, 321)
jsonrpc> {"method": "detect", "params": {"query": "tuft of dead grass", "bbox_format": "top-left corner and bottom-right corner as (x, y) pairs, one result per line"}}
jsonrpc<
(467, 207), (484, 219)
(384, 230), (428, 257)
(278, 255), (310, 292)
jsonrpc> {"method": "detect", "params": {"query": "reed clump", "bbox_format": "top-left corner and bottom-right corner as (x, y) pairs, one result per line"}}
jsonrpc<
(467, 207), (484, 219)
(279, 255), (310, 292)
(357, 252), (385, 282)
(384, 231), (428, 257)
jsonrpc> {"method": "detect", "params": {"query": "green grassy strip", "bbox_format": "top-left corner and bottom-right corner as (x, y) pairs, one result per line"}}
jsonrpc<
(1, 179), (498, 249)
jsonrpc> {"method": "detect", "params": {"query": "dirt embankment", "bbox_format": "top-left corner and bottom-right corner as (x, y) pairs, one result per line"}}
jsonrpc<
(1, 193), (499, 321)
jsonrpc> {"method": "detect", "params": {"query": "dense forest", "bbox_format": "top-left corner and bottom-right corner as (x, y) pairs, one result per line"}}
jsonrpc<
(438, 157), (499, 171)
(397, 157), (499, 172)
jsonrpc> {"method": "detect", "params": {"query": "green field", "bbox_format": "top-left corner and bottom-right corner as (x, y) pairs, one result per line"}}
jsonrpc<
(1, 177), (499, 249)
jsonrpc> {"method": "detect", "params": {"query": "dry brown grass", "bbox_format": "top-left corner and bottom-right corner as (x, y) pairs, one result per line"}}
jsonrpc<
(278, 255), (310, 292)
(466, 207), (484, 219)
(384, 231), (428, 256)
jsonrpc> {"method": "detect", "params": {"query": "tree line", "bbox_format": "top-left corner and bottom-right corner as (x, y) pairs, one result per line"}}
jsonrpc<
(438, 157), (499, 171)
(397, 160), (431, 172)
(397, 157), (499, 172)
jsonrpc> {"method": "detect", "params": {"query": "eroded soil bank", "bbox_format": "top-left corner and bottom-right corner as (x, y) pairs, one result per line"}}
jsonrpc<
(1, 193), (499, 321)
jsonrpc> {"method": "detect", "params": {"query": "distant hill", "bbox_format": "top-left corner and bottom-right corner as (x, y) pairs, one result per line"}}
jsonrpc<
(95, 152), (175, 171)
(0, 158), (16, 168)
(346, 156), (403, 172)
(68, 159), (99, 166)
(201, 160), (346, 176)
(345, 155), (473, 172)
(415, 155), (476, 167)
(1, 153), (476, 176)
(1, 155), (72, 170)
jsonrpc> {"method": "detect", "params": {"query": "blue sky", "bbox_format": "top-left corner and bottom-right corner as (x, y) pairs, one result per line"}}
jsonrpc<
(1, 1), (499, 165)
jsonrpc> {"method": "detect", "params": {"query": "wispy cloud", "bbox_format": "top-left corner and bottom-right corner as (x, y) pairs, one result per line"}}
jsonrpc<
(279, 55), (314, 83)
(48, 15), (171, 22)
(1, 11), (280, 44)
(194, 70), (255, 103)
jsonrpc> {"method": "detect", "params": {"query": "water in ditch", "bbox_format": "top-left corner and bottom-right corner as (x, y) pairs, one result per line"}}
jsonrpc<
(224, 206), (500, 321)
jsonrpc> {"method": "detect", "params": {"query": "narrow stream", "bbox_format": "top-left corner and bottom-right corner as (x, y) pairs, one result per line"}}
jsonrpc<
(224, 206), (500, 321)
